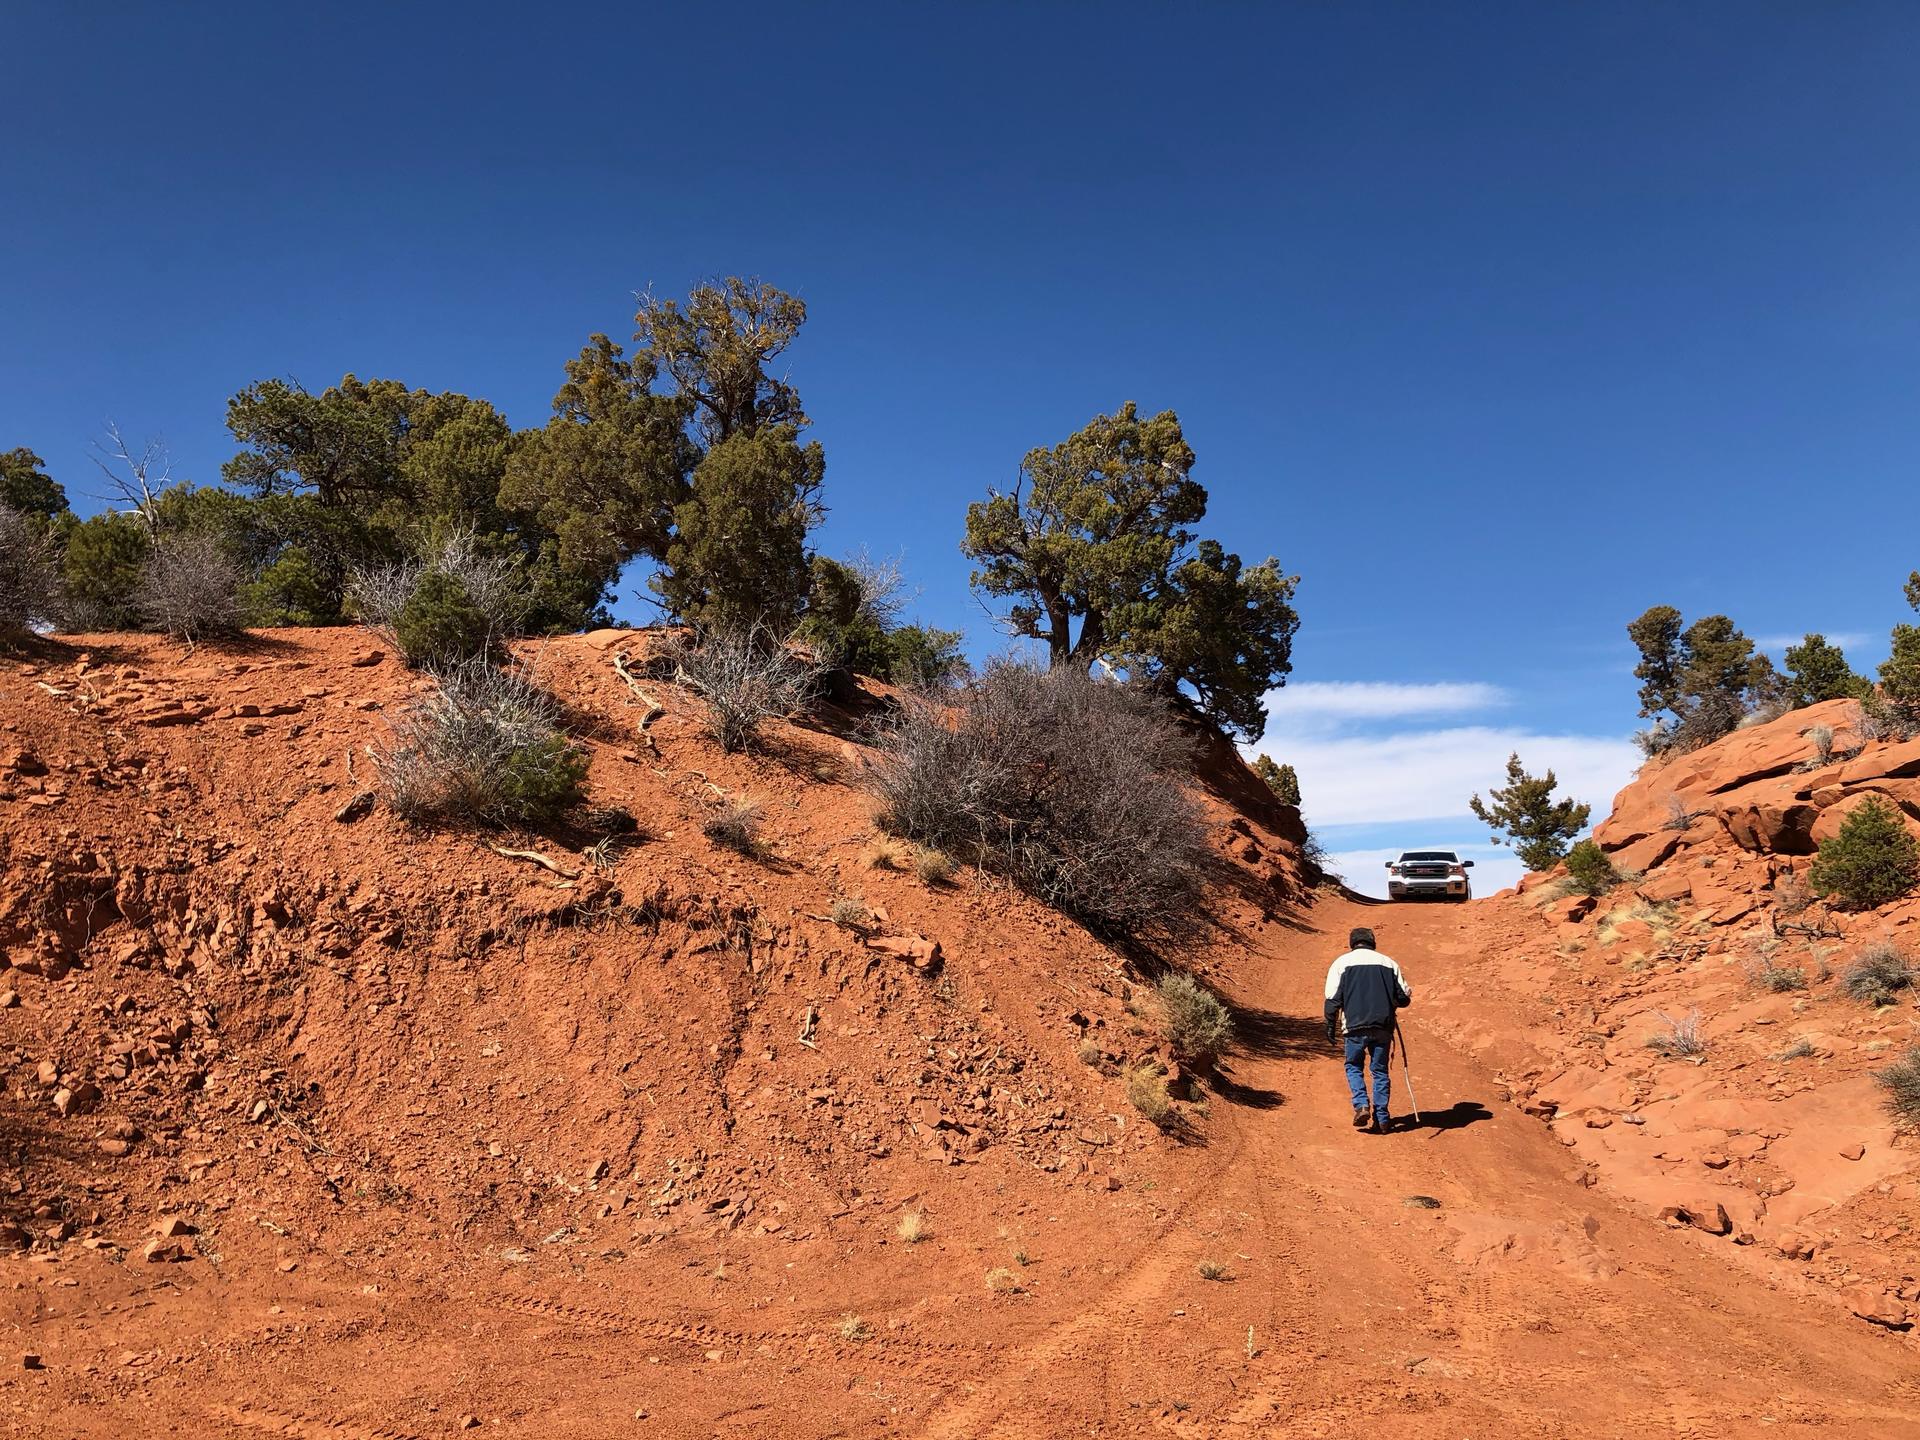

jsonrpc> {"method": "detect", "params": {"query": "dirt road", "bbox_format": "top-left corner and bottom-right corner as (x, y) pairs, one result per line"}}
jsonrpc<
(11, 895), (1916, 1438)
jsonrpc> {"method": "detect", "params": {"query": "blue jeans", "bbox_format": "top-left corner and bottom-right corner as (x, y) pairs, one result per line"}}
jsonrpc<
(1344, 1029), (1391, 1117)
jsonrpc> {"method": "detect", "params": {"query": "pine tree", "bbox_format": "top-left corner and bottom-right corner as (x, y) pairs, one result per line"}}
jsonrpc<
(1468, 753), (1592, 872)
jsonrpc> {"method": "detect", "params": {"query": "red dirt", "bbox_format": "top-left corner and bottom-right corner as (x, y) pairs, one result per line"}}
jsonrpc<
(3, 631), (1917, 1437)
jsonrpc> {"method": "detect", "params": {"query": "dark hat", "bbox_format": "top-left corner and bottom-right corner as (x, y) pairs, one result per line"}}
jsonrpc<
(1348, 927), (1376, 950)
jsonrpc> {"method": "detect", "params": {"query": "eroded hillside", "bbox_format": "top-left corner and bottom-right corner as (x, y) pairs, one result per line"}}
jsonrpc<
(1429, 699), (1920, 1330)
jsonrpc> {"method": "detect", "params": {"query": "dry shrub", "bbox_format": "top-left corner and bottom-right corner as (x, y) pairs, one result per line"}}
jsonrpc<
(1156, 972), (1232, 1066)
(895, 1209), (929, 1244)
(862, 833), (913, 871)
(1076, 1038), (1103, 1066)
(913, 846), (957, 886)
(1663, 795), (1703, 832)
(837, 1313), (872, 1342)
(828, 895), (871, 928)
(984, 1266), (1023, 1295)
(1197, 1260), (1232, 1282)
(1774, 874), (1814, 917)
(135, 532), (242, 641)
(1645, 1008), (1707, 1058)
(1126, 1064), (1175, 1128)
(702, 799), (763, 855)
(1874, 1047), (1920, 1126)
(1745, 953), (1807, 994)
(1843, 940), (1914, 1006)
(670, 627), (820, 753)
(867, 661), (1205, 938)
(377, 659), (587, 825)
(0, 505), (62, 636)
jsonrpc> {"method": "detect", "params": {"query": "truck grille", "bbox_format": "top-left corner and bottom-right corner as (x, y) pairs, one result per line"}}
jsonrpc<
(1403, 865), (1450, 878)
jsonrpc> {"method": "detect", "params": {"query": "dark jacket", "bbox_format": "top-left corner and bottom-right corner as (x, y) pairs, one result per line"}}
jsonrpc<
(1324, 947), (1412, 1038)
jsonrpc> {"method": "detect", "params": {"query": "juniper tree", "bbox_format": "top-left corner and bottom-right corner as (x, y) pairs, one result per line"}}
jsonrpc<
(1810, 796), (1920, 910)
(1468, 753), (1591, 872)
(1782, 633), (1871, 708)
(962, 402), (1298, 741)
(0, 448), (66, 518)
(1252, 755), (1301, 806)
(1627, 606), (1779, 748)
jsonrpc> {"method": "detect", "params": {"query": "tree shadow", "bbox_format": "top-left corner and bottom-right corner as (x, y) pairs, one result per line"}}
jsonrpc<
(1407, 1101), (1493, 1133)
(1229, 1002), (1332, 1063)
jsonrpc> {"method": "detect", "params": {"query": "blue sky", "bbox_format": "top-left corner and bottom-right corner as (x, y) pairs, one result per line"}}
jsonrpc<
(6, 3), (1919, 895)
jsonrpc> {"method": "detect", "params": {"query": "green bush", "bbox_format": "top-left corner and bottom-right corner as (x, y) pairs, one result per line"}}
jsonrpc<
(1157, 972), (1232, 1066)
(1562, 839), (1620, 897)
(59, 511), (150, 629)
(377, 661), (586, 826)
(394, 569), (494, 669)
(1808, 796), (1920, 911)
(238, 546), (330, 626)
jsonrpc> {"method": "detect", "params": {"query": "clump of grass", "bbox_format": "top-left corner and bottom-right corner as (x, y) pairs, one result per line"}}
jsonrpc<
(1645, 1008), (1707, 1059)
(1597, 900), (1679, 949)
(837, 1313), (872, 1342)
(702, 800), (763, 855)
(1012, 1248), (1032, 1267)
(829, 895), (872, 929)
(1873, 1047), (1920, 1126)
(1843, 940), (1914, 1007)
(984, 1266), (1023, 1295)
(1076, 1038), (1103, 1066)
(913, 845), (957, 886)
(1196, 1260), (1232, 1282)
(1156, 972), (1232, 1067)
(862, 833), (913, 871)
(896, 1208), (929, 1245)
(1773, 1037), (1817, 1061)
(1126, 1065), (1176, 1129)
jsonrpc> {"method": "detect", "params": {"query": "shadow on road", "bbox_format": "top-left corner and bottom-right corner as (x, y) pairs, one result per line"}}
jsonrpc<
(1408, 1100), (1493, 1133)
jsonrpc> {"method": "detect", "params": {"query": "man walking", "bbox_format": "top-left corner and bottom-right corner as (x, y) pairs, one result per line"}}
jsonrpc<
(1324, 927), (1412, 1133)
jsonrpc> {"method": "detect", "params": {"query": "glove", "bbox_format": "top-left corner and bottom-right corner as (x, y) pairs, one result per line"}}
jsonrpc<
(1326, 1022), (1339, 1048)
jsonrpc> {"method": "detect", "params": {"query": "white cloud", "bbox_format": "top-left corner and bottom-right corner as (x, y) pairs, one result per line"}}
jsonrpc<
(1255, 724), (1642, 828)
(1755, 631), (1871, 653)
(1259, 680), (1505, 726)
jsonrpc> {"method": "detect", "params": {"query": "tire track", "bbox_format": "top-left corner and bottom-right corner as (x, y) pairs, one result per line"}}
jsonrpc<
(207, 1404), (424, 1440)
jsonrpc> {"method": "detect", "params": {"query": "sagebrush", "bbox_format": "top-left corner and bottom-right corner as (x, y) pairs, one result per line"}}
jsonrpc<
(349, 529), (528, 668)
(1843, 940), (1914, 1006)
(1874, 1047), (1920, 1127)
(867, 661), (1205, 938)
(1157, 972), (1232, 1066)
(671, 627), (820, 752)
(377, 659), (587, 825)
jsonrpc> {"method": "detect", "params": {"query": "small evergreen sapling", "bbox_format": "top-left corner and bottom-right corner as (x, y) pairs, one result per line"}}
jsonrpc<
(1468, 753), (1591, 872)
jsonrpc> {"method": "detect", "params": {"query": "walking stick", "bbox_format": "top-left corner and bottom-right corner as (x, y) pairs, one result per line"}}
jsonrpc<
(1393, 1019), (1422, 1124)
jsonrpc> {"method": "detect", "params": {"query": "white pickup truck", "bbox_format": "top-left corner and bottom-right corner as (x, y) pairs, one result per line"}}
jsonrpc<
(1386, 849), (1474, 902)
